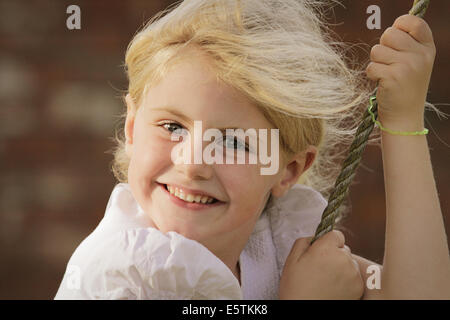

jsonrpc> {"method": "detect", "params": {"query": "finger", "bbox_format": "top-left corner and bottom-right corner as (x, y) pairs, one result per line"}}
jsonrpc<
(287, 237), (312, 262)
(393, 14), (434, 46)
(339, 245), (352, 260)
(343, 245), (352, 254)
(366, 61), (391, 82)
(351, 258), (361, 273)
(370, 44), (401, 65)
(317, 229), (345, 248)
(380, 26), (417, 52)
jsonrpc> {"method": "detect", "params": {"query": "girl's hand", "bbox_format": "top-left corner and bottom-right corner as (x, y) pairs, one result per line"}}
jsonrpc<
(366, 14), (436, 126)
(279, 230), (364, 300)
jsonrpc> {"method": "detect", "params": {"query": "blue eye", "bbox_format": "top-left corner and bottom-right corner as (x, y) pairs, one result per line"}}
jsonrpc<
(161, 122), (188, 137)
(162, 122), (183, 133)
(223, 136), (249, 151)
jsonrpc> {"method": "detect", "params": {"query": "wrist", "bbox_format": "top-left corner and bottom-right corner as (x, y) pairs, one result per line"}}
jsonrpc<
(368, 97), (427, 135)
(377, 115), (426, 134)
(379, 119), (425, 133)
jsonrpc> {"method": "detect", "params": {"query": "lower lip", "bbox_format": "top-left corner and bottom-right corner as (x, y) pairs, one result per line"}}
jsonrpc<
(157, 183), (225, 211)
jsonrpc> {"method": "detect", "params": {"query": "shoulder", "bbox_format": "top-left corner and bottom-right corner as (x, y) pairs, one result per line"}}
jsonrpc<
(266, 183), (328, 274)
(268, 183), (327, 240)
(352, 253), (383, 275)
(351, 254), (384, 299)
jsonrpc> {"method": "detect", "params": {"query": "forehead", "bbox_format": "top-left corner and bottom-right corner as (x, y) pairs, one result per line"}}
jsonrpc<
(140, 50), (274, 130)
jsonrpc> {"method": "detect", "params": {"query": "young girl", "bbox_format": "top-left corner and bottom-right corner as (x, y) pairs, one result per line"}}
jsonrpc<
(55, 0), (450, 299)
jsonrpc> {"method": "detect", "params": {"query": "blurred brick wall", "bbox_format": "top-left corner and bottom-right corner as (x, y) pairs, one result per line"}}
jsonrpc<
(0, 0), (448, 299)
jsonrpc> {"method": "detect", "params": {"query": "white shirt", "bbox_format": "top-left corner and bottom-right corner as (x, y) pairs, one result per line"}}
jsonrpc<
(54, 183), (327, 299)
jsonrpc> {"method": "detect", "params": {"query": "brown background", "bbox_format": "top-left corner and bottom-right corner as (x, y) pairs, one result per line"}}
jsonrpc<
(0, 0), (448, 299)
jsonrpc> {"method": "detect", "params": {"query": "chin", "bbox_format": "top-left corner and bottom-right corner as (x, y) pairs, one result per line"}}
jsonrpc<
(158, 223), (200, 240)
(178, 229), (204, 242)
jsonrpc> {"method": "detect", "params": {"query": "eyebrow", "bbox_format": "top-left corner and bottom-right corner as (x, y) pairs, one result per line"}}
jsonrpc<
(150, 107), (192, 124)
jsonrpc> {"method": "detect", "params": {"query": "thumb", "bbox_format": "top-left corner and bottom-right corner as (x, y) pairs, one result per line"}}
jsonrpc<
(287, 236), (313, 262)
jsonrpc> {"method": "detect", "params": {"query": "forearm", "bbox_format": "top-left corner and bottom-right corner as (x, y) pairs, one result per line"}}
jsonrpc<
(379, 118), (450, 298)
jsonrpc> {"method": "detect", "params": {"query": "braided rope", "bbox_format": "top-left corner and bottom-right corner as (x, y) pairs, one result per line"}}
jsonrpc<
(310, 0), (431, 244)
(410, 0), (430, 18)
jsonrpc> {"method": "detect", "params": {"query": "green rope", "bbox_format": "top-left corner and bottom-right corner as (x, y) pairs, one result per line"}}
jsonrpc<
(310, 0), (431, 244)
(410, 0), (430, 18)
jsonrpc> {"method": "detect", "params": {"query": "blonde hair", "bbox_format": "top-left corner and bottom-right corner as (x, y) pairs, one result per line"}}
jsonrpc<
(111, 0), (380, 222)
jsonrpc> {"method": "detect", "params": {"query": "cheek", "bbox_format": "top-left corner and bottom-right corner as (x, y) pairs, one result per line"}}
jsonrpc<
(219, 164), (272, 217)
(128, 131), (172, 193)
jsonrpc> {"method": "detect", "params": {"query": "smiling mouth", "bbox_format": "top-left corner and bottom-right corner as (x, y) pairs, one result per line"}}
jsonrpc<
(162, 184), (219, 204)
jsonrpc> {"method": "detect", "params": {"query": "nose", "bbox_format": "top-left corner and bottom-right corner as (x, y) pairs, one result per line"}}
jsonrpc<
(175, 162), (213, 180)
(173, 133), (214, 180)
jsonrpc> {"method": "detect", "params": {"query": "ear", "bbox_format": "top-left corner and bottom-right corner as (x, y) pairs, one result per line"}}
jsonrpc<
(124, 94), (137, 158)
(271, 145), (317, 198)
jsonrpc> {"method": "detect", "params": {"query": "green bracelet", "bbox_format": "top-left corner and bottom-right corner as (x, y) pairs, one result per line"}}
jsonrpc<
(368, 95), (429, 136)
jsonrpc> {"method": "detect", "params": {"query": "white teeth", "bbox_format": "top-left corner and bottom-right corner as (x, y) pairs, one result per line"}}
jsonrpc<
(166, 185), (215, 204)
(200, 196), (209, 204)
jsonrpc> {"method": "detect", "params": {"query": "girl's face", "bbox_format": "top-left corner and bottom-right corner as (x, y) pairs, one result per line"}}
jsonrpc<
(124, 50), (309, 256)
